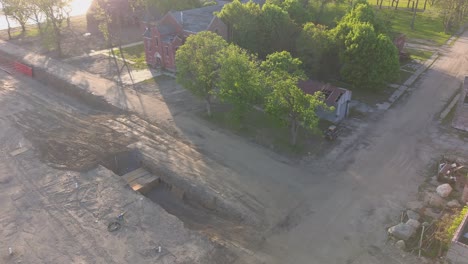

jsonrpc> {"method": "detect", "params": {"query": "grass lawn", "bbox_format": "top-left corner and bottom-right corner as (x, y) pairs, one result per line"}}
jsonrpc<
(378, 8), (450, 45)
(405, 48), (434, 61)
(205, 107), (330, 156)
(11, 27), (40, 38)
(113, 43), (147, 70)
(315, 2), (450, 45)
(397, 69), (415, 84)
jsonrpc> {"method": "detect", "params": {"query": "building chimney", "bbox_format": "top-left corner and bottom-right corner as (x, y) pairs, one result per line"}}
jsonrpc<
(181, 12), (183, 25)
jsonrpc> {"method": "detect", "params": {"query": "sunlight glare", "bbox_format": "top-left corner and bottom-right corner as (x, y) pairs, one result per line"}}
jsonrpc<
(70, 0), (93, 16)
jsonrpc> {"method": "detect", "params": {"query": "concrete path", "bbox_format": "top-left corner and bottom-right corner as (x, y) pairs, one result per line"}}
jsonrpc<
(63, 41), (144, 62)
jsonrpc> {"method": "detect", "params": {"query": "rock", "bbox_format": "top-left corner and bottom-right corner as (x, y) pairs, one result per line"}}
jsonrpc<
(447, 199), (461, 208)
(388, 223), (415, 241)
(406, 210), (420, 221)
(436, 184), (453, 198)
(424, 208), (442, 220)
(407, 201), (424, 211)
(406, 219), (421, 229)
(424, 192), (446, 208)
(395, 240), (406, 250)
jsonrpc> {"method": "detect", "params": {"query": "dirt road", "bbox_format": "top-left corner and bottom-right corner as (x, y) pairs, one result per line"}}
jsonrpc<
(159, 33), (468, 263)
(256, 30), (468, 263)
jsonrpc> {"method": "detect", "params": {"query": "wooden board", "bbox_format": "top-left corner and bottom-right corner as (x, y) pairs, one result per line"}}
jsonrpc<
(10, 147), (29, 156)
(122, 168), (159, 194)
(122, 168), (149, 183)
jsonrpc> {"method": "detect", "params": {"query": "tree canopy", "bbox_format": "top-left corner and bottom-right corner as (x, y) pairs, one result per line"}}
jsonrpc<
(218, 44), (265, 119)
(175, 31), (228, 116)
(216, 0), (262, 55)
(263, 51), (327, 145)
(337, 21), (399, 89)
(296, 22), (331, 78)
(259, 3), (298, 57)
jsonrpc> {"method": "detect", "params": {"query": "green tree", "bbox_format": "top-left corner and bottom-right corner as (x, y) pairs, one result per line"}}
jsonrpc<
(175, 31), (228, 117)
(216, 0), (262, 54)
(282, 0), (312, 25)
(259, 3), (298, 57)
(341, 2), (388, 34)
(0, 0), (13, 39)
(262, 51), (327, 145)
(1, 0), (31, 32)
(339, 22), (399, 90)
(261, 50), (305, 79)
(436, 0), (468, 33)
(34, 0), (72, 57)
(312, 0), (344, 23)
(296, 22), (331, 77)
(218, 44), (264, 120)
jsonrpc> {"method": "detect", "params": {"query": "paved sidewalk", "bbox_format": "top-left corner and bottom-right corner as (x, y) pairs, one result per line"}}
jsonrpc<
(376, 51), (439, 110)
(118, 68), (162, 85)
(63, 41), (144, 62)
(374, 24), (468, 111)
(0, 40), (175, 126)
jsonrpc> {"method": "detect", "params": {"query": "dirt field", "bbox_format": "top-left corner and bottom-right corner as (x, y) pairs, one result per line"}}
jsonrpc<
(0, 71), (255, 263)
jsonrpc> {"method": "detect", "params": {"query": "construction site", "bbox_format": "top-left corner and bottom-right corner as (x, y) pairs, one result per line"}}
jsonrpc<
(2, 22), (468, 264)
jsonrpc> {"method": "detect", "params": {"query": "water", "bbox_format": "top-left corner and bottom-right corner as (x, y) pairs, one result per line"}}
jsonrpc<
(0, 0), (93, 30)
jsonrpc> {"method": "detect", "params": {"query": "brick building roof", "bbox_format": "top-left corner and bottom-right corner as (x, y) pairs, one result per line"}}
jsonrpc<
(170, 1), (228, 33)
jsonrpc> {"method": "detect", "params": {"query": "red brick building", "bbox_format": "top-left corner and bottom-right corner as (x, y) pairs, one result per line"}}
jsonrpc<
(142, 2), (228, 71)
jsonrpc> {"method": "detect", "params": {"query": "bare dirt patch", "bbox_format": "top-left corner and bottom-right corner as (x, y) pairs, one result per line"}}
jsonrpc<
(11, 110), (135, 171)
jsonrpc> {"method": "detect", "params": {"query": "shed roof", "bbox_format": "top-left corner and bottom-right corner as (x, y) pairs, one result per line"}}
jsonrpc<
(298, 80), (349, 106)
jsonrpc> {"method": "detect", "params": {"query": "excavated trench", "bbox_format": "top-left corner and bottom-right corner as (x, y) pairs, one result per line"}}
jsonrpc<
(11, 101), (262, 248)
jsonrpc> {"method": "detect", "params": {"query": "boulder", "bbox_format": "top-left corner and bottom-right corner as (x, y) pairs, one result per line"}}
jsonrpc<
(388, 223), (415, 241)
(395, 240), (406, 250)
(424, 192), (446, 208)
(436, 184), (453, 198)
(447, 200), (461, 208)
(406, 210), (420, 221)
(407, 201), (424, 211)
(406, 219), (421, 229)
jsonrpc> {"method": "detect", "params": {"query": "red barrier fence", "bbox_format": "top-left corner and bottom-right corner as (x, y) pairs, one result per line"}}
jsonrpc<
(14, 61), (33, 76)
(0, 57), (33, 77)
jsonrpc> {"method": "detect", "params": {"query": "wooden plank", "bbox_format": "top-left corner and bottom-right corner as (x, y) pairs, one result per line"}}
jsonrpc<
(137, 174), (159, 186)
(126, 171), (151, 186)
(10, 147), (29, 156)
(129, 181), (144, 192)
(122, 168), (148, 183)
(129, 174), (159, 194)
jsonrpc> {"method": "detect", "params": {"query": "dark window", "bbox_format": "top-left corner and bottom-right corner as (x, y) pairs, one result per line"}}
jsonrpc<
(214, 28), (219, 34)
(155, 37), (159, 47)
(165, 46), (169, 56)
